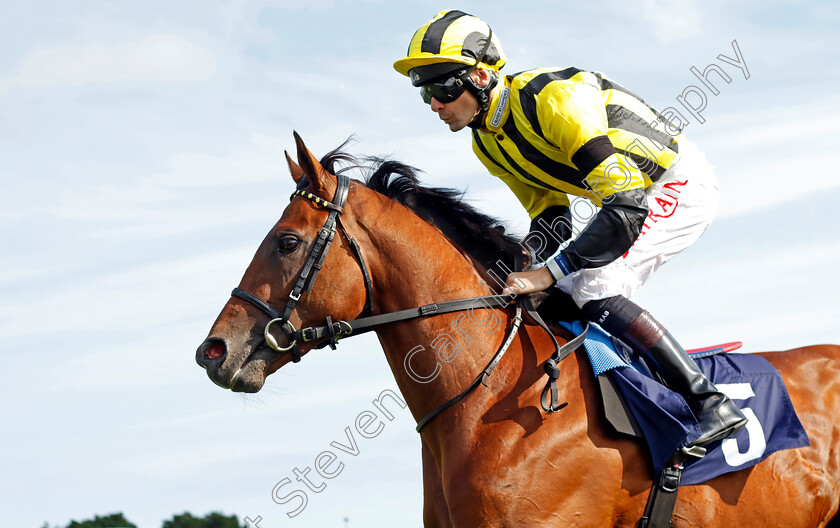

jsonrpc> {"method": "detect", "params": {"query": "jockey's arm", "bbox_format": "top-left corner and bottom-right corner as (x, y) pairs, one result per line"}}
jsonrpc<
(508, 79), (651, 292)
(556, 187), (648, 270)
(504, 189), (648, 295)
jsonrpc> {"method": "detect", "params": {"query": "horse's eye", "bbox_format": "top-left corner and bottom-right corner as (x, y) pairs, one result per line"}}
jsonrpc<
(278, 236), (300, 253)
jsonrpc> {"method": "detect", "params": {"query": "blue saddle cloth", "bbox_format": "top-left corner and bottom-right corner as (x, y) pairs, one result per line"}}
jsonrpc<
(561, 321), (810, 485)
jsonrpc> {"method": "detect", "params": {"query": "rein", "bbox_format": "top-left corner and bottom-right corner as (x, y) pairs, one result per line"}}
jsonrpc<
(230, 174), (587, 432)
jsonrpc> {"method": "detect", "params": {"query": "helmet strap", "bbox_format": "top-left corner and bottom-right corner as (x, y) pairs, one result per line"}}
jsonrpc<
(466, 72), (498, 129)
(463, 26), (497, 129)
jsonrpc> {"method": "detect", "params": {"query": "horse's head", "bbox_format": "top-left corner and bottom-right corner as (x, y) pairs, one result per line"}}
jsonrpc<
(196, 133), (373, 392)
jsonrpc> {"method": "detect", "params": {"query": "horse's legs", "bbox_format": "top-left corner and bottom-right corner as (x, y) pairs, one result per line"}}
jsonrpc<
(421, 438), (451, 527)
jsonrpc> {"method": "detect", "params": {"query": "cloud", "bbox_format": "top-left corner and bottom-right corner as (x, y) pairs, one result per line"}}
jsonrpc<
(642, 0), (702, 42)
(155, 133), (292, 188)
(0, 245), (253, 339)
(688, 94), (840, 218)
(54, 182), (177, 220)
(0, 34), (216, 92)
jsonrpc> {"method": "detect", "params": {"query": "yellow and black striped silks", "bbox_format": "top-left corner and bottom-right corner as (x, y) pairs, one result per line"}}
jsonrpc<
(394, 9), (506, 77)
(472, 67), (681, 218)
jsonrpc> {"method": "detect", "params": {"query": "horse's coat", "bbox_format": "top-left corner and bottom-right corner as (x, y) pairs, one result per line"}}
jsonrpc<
(197, 135), (840, 527)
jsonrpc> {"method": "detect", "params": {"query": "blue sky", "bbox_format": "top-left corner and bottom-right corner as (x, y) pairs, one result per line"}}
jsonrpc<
(2, 1), (839, 527)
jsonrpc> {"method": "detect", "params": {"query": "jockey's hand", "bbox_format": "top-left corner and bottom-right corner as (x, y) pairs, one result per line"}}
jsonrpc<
(503, 267), (555, 295)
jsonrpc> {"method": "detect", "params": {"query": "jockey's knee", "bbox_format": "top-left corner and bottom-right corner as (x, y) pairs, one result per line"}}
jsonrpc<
(581, 295), (645, 337)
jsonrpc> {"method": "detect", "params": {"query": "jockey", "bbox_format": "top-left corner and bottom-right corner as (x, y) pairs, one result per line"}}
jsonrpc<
(393, 9), (747, 446)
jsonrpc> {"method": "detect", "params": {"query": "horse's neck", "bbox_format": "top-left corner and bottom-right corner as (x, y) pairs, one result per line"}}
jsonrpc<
(362, 211), (599, 471)
(364, 208), (513, 424)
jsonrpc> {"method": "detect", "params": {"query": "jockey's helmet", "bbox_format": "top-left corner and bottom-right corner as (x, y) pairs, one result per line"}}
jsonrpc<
(393, 9), (506, 87)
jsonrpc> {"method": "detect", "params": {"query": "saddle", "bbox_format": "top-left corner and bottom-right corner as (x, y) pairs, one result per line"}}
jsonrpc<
(565, 321), (809, 527)
(533, 290), (809, 527)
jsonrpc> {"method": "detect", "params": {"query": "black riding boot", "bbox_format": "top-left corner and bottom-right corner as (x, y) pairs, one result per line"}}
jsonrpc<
(645, 331), (749, 445)
(582, 296), (748, 446)
(625, 315), (748, 446)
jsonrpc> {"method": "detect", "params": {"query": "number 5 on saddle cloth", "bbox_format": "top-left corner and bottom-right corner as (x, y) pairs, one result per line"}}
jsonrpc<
(560, 320), (810, 483)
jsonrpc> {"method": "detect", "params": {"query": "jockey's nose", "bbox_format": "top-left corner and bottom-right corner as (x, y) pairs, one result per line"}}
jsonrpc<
(430, 97), (445, 112)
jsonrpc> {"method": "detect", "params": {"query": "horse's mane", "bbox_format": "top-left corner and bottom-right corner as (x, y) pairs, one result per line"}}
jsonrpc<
(319, 144), (530, 276)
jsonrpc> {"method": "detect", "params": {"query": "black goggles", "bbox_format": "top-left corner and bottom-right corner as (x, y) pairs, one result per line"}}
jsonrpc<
(419, 73), (468, 105)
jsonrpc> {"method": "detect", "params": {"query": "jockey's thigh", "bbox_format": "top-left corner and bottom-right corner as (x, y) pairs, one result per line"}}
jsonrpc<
(556, 137), (720, 308)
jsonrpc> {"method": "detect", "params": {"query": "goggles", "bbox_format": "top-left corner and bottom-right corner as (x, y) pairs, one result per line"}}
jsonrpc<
(419, 73), (468, 104)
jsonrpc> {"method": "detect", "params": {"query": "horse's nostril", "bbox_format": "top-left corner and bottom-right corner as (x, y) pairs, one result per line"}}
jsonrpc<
(205, 341), (226, 360)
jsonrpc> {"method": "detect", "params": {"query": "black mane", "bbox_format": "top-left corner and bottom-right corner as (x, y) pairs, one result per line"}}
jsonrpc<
(319, 145), (529, 277)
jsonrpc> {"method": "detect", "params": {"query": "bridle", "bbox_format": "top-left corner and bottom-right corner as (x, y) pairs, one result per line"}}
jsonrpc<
(231, 173), (373, 363)
(231, 172), (514, 363)
(228, 172), (587, 431)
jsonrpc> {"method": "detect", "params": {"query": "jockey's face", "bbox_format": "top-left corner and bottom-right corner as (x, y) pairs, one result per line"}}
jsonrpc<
(429, 69), (489, 132)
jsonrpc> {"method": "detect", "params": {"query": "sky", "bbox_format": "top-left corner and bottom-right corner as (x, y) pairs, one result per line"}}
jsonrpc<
(2, 1), (839, 527)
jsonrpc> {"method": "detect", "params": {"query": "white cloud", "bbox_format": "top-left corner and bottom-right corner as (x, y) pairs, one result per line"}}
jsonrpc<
(115, 443), (284, 478)
(0, 264), (50, 286)
(0, 245), (253, 339)
(0, 34), (216, 92)
(54, 182), (177, 220)
(156, 133), (292, 188)
(689, 94), (840, 218)
(642, 0), (703, 42)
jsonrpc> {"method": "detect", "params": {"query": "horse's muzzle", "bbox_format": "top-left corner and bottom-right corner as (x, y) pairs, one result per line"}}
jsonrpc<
(196, 337), (228, 369)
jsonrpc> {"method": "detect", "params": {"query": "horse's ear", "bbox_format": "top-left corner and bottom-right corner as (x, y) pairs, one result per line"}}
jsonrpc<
(293, 131), (332, 193)
(285, 150), (305, 184)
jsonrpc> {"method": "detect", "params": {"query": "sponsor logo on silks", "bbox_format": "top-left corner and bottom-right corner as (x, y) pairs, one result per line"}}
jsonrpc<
(490, 86), (510, 128)
(649, 180), (688, 220)
(622, 179), (689, 258)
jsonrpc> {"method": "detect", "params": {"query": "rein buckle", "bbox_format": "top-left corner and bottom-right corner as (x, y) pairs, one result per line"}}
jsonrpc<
(300, 327), (318, 342)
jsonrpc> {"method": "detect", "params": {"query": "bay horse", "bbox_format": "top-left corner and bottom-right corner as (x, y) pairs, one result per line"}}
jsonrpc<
(196, 133), (840, 527)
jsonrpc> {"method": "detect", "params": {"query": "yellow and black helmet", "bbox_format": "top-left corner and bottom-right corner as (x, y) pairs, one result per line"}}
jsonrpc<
(394, 10), (506, 86)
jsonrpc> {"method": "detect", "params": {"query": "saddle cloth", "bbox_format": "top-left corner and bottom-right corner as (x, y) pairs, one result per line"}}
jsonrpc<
(560, 321), (810, 485)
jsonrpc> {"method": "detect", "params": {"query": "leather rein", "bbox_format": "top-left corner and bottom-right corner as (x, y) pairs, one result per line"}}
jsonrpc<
(230, 173), (587, 432)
